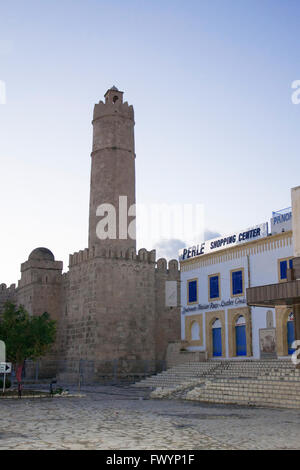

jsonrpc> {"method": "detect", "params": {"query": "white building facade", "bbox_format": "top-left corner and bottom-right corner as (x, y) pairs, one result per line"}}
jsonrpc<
(180, 211), (295, 360)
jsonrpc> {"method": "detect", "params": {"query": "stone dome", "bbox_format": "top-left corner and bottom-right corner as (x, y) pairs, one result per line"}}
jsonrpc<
(28, 247), (55, 262)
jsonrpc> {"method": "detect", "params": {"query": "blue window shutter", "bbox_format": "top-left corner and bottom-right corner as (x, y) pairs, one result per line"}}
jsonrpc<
(232, 271), (243, 295)
(289, 259), (293, 269)
(210, 276), (219, 299)
(188, 280), (197, 303)
(280, 260), (287, 279)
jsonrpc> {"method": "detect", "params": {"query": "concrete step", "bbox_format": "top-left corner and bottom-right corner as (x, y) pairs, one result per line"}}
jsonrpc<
(133, 359), (300, 404)
(183, 376), (300, 409)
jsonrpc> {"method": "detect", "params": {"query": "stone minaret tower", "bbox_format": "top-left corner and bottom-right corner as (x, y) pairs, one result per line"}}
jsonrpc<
(88, 86), (136, 251)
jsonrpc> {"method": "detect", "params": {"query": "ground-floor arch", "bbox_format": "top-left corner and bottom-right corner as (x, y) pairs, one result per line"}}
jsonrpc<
(235, 315), (247, 356)
(276, 307), (296, 356)
(205, 310), (226, 358)
(227, 307), (252, 357)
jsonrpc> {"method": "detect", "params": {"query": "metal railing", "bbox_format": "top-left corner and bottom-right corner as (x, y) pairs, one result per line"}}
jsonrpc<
(9, 358), (167, 387)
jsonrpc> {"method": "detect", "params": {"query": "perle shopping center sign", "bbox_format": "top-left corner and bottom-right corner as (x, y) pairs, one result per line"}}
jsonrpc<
(182, 297), (247, 314)
(179, 223), (268, 261)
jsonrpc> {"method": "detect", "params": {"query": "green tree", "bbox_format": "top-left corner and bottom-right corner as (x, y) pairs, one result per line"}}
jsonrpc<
(0, 303), (56, 384)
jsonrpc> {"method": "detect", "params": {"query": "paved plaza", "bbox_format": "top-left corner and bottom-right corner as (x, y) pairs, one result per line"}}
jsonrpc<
(0, 385), (300, 450)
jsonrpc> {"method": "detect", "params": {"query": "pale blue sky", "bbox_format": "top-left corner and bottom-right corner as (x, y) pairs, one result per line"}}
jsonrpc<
(1, 0), (300, 283)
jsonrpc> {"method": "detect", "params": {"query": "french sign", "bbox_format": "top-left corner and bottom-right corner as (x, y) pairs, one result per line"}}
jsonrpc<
(0, 362), (11, 374)
(182, 297), (247, 314)
(179, 223), (268, 261)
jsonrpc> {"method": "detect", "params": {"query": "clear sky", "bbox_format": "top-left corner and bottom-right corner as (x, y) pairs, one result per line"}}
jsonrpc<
(1, 0), (300, 284)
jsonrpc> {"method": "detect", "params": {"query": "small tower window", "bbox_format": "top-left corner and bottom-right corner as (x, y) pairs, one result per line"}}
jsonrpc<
(113, 95), (119, 103)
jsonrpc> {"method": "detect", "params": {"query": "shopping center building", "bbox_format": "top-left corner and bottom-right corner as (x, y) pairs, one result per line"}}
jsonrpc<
(179, 208), (295, 360)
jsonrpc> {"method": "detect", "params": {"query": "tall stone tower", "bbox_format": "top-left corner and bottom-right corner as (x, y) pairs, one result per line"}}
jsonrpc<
(0, 87), (181, 383)
(88, 86), (136, 252)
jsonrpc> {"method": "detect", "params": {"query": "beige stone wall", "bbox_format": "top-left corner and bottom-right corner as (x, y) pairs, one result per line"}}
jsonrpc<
(57, 248), (159, 375)
(55, 248), (181, 377)
(154, 259), (181, 366)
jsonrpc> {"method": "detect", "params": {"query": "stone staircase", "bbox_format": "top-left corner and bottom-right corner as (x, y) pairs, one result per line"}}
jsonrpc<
(133, 359), (300, 409)
(132, 361), (223, 389)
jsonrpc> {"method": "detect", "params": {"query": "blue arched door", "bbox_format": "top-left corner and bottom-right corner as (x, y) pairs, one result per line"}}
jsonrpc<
(287, 312), (295, 355)
(235, 316), (247, 356)
(212, 319), (222, 357)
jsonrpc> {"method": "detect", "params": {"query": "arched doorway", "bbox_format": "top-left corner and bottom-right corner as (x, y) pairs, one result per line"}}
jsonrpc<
(287, 312), (295, 355)
(212, 318), (222, 357)
(235, 315), (246, 356)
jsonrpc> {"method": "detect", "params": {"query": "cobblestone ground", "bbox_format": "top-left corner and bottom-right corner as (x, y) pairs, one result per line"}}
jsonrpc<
(0, 384), (300, 450)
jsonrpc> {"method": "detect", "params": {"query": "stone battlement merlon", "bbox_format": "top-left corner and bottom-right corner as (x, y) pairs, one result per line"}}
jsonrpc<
(0, 283), (16, 292)
(156, 258), (179, 274)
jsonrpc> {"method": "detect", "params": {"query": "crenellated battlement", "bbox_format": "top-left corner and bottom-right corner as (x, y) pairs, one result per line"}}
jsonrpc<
(68, 248), (91, 267)
(0, 283), (16, 293)
(68, 248), (179, 271)
(0, 283), (17, 315)
(93, 100), (134, 122)
(156, 258), (179, 274)
(68, 247), (157, 268)
(93, 87), (134, 122)
(68, 248), (179, 270)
